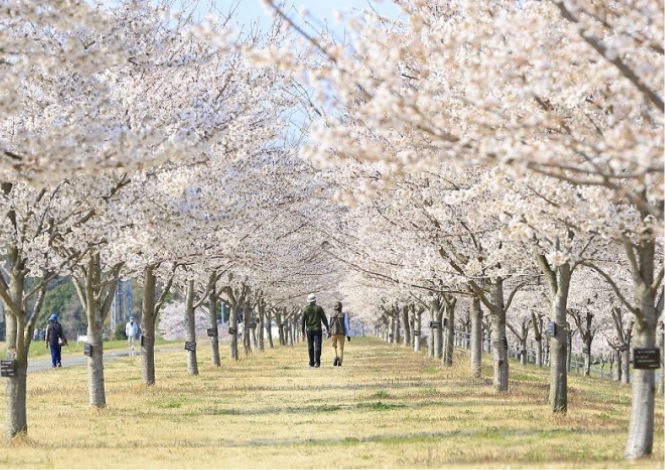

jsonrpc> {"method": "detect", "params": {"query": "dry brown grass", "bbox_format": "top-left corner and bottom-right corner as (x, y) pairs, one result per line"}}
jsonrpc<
(0, 337), (662, 468)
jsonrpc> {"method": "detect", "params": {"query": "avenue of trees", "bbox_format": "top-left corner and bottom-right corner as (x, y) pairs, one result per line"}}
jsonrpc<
(0, 0), (662, 462)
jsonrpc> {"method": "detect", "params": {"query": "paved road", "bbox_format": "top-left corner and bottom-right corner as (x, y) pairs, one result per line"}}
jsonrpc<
(26, 346), (181, 374)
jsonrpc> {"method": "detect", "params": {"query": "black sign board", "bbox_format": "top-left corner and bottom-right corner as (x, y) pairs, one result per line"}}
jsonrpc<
(140, 335), (145, 347)
(429, 321), (441, 329)
(83, 343), (93, 357)
(633, 348), (660, 370)
(249, 322), (257, 329)
(228, 327), (237, 335)
(545, 321), (556, 337)
(184, 341), (196, 352)
(207, 328), (218, 337)
(413, 330), (421, 336)
(0, 360), (17, 377)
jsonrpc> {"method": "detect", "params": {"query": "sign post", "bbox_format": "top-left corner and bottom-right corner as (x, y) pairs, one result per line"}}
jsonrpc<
(633, 348), (660, 369)
(545, 321), (556, 337)
(0, 360), (17, 377)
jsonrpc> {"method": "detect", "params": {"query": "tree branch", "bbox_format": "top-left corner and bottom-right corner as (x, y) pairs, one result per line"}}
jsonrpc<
(581, 261), (636, 314)
(552, 0), (664, 112)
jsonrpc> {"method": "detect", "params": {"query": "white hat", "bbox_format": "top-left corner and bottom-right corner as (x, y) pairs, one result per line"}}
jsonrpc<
(307, 293), (317, 303)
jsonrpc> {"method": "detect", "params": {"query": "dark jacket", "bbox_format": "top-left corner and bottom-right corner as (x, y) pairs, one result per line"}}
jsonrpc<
(46, 322), (66, 346)
(301, 304), (329, 333)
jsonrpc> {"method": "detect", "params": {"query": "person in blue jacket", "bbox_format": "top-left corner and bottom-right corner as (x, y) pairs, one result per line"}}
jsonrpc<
(44, 314), (67, 368)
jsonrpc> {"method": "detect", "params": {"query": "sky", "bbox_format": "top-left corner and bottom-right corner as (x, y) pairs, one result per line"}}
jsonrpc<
(212, 0), (402, 36)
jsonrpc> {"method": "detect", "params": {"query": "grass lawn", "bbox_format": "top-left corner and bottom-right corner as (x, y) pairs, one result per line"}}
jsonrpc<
(0, 336), (661, 468)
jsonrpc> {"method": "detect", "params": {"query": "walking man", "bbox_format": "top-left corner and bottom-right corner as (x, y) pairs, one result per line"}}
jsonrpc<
(330, 301), (351, 366)
(301, 294), (329, 368)
(45, 314), (67, 368)
(126, 316), (139, 356)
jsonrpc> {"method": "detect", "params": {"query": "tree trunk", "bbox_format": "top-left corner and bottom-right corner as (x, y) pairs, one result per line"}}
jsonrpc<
(208, 290), (220, 367)
(549, 263), (570, 413)
(470, 297), (482, 378)
(5, 364), (27, 439)
(230, 304), (239, 360)
(566, 330), (573, 372)
(278, 320), (285, 346)
(87, 325), (105, 406)
(395, 309), (401, 345)
(141, 266), (157, 385)
(489, 279), (508, 392)
(265, 311), (274, 349)
(258, 305), (265, 352)
(623, 327), (632, 384)
(414, 310), (422, 353)
(443, 298), (456, 367)
(532, 313), (544, 368)
(658, 328), (665, 394)
(625, 317), (657, 458)
(5, 264), (27, 437)
(434, 310), (443, 359)
(185, 280), (198, 375)
(583, 339), (592, 377)
(242, 303), (252, 355)
(624, 237), (659, 459)
(427, 310), (434, 357)
(86, 254), (106, 408)
(401, 305), (410, 347)
(520, 337), (528, 366)
(615, 349), (623, 382)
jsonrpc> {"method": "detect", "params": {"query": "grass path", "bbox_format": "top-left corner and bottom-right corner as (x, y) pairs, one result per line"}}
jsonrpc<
(0, 337), (662, 468)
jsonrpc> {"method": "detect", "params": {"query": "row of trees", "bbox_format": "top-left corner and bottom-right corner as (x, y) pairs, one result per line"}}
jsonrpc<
(258, 0), (663, 460)
(0, 0), (347, 442)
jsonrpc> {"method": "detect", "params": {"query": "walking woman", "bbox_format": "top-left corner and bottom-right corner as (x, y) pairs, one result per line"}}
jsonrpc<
(329, 302), (351, 366)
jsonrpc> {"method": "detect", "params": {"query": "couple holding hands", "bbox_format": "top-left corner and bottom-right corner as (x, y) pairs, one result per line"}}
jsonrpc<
(300, 294), (351, 368)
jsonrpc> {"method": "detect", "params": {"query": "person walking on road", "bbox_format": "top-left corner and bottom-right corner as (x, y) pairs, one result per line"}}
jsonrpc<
(126, 316), (139, 356)
(301, 294), (329, 368)
(45, 314), (67, 368)
(329, 301), (351, 366)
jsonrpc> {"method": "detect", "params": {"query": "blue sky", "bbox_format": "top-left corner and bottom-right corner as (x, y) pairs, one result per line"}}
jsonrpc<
(214, 0), (402, 36)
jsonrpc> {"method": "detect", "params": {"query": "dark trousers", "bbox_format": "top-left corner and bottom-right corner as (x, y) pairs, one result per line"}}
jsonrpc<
(306, 330), (322, 366)
(49, 344), (61, 367)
